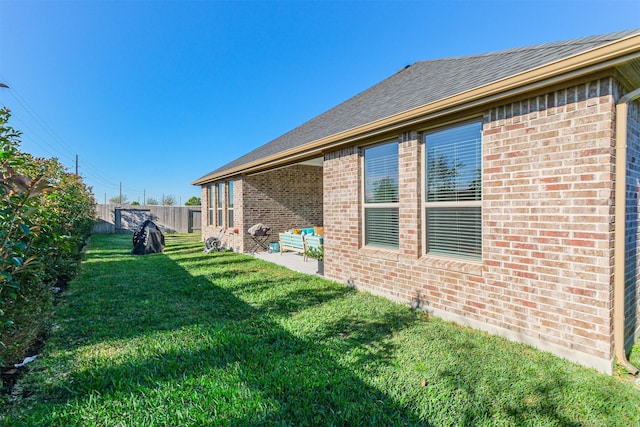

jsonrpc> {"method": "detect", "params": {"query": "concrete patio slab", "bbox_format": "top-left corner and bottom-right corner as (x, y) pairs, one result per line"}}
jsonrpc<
(250, 250), (322, 276)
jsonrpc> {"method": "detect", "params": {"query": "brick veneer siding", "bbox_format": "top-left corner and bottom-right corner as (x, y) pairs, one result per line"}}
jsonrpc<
(200, 185), (210, 237)
(626, 98), (640, 349)
(242, 165), (323, 246)
(324, 77), (623, 373)
(201, 177), (244, 251)
(201, 164), (323, 253)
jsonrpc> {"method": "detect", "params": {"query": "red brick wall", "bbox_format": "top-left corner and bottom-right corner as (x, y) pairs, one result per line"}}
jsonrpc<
(200, 185), (209, 233)
(202, 164), (323, 252)
(242, 164), (323, 237)
(201, 177), (243, 251)
(324, 147), (361, 280)
(626, 97), (640, 349)
(324, 77), (619, 373)
(483, 78), (616, 370)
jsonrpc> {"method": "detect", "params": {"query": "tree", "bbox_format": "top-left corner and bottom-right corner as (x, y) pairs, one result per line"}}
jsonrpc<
(161, 194), (176, 206)
(185, 196), (201, 206)
(426, 154), (463, 202)
(109, 194), (129, 204)
(370, 177), (398, 203)
(146, 197), (159, 205)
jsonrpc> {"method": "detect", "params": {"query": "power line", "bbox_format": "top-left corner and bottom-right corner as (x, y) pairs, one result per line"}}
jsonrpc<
(0, 77), (123, 191)
(10, 115), (75, 164)
(3, 83), (76, 160)
(1, 79), (184, 204)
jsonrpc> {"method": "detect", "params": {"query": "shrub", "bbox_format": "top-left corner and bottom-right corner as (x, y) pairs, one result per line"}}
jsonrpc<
(0, 108), (96, 367)
(304, 246), (324, 261)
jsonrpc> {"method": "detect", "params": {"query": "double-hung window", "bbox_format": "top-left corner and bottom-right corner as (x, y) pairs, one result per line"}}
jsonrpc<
(207, 185), (215, 226)
(363, 141), (399, 249)
(424, 121), (482, 259)
(217, 183), (224, 227)
(227, 181), (234, 227)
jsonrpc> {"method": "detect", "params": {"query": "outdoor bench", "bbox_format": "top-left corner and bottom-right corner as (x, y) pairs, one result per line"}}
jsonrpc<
(279, 232), (307, 259)
(304, 234), (323, 252)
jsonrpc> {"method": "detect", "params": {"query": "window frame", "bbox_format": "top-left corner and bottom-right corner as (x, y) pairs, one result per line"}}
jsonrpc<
(216, 182), (224, 227)
(422, 119), (482, 260)
(227, 181), (234, 227)
(207, 185), (215, 226)
(361, 139), (400, 250)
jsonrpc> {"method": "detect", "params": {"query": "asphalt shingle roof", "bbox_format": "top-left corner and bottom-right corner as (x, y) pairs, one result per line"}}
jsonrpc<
(196, 29), (640, 182)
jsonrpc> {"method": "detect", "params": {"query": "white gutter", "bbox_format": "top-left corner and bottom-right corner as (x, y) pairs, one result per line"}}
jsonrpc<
(614, 86), (640, 375)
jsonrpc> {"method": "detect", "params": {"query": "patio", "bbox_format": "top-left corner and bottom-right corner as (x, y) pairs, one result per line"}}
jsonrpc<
(250, 249), (321, 276)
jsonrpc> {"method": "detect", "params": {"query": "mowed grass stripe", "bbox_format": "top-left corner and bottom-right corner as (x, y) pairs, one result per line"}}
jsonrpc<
(2, 233), (639, 426)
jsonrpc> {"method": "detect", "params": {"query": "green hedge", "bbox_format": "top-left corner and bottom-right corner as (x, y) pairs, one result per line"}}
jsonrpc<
(0, 107), (96, 367)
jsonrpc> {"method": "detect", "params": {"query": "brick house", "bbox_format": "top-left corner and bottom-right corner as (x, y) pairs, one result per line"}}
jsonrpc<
(193, 30), (640, 374)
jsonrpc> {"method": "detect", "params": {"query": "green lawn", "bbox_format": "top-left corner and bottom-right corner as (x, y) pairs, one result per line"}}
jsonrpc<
(2, 233), (639, 426)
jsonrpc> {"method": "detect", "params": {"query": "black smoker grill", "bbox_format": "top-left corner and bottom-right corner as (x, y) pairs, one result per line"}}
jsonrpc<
(131, 220), (165, 255)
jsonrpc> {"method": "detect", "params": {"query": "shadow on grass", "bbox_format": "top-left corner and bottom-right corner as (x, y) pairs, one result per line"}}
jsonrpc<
(9, 234), (639, 426)
(249, 283), (354, 315)
(12, 234), (429, 425)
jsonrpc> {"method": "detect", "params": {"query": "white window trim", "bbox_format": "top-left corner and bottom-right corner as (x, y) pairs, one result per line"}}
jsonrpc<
(207, 185), (215, 226)
(227, 181), (234, 227)
(421, 119), (483, 260)
(217, 182), (224, 227)
(361, 139), (400, 250)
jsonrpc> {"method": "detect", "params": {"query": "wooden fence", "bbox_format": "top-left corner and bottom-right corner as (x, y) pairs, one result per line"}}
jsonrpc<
(93, 204), (201, 234)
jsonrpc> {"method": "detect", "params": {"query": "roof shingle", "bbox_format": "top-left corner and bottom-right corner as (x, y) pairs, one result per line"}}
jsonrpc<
(195, 29), (640, 183)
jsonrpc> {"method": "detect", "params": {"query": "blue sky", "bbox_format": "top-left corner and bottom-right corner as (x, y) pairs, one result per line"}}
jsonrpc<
(1, 1), (639, 205)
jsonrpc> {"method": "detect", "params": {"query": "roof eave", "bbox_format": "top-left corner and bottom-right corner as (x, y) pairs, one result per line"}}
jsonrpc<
(192, 32), (640, 186)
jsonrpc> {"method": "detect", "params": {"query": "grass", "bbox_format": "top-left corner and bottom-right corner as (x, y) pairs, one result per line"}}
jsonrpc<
(2, 233), (639, 426)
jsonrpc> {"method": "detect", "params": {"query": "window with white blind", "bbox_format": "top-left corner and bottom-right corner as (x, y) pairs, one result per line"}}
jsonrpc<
(424, 121), (482, 259)
(217, 182), (224, 227)
(363, 141), (399, 249)
(227, 181), (234, 227)
(208, 185), (215, 226)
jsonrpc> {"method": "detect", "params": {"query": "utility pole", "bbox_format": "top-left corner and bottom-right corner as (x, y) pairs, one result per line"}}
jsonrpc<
(0, 83), (8, 106)
(120, 182), (122, 205)
(75, 154), (79, 176)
